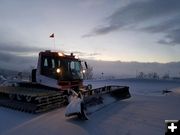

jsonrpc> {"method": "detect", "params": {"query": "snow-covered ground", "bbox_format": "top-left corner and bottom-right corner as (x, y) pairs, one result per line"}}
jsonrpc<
(1, 79), (180, 135)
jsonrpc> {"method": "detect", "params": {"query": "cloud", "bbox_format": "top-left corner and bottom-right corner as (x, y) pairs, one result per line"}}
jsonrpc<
(0, 51), (37, 71)
(65, 50), (101, 58)
(0, 38), (41, 70)
(0, 30), (102, 70)
(141, 15), (180, 45)
(0, 28), (42, 54)
(0, 31), (42, 70)
(0, 42), (41, 53)
(141, 16), (180, 33)
(89, 53), (100, 56)
(82, 25), (120, 37)
(86, 59), (180, 78)
(84, 0), (180, 45)
(0, 51), (36, 63)
(0, 52), (13, 62)
(158, 29), (180, 45)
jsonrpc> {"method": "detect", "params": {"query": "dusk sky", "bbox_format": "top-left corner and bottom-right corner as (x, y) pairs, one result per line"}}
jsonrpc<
(0, 0), (180, 72)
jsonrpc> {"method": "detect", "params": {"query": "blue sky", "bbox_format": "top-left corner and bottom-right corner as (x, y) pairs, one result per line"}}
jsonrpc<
(0, 0), (180, 65)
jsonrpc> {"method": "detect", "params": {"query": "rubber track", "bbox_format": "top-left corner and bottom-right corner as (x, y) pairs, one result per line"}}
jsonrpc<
(0, 86), (67, 113)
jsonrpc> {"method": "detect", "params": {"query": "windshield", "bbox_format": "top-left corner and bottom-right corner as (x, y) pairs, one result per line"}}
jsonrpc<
(41, 56), (83, 80)
(60, 59), (83, 80)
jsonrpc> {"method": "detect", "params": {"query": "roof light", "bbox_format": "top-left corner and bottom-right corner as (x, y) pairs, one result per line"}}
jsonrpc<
(58, 52), (64, 56)
(75, 55), (79, 59)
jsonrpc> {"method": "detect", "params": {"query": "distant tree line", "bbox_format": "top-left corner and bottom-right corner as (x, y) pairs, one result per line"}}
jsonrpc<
(137, 72), (170, 80)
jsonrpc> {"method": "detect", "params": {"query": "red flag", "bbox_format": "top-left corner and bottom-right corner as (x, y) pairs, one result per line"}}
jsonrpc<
(49, 33), (54, 38)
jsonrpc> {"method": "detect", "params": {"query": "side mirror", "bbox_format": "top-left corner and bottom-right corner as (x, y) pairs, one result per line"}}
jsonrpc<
(85, 62), (88, 69)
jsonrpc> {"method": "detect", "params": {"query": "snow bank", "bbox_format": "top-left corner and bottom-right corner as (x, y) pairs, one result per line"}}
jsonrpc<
(1, 79), (180, 135)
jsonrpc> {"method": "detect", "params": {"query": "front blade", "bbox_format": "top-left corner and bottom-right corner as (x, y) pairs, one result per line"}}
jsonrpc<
(83, 86), (131, 114)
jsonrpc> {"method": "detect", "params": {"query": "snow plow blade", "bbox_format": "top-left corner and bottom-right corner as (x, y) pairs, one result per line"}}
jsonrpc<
(84, 85), (131, 100)
(65, 86), (131, 120)
(83, 85), (131, 115)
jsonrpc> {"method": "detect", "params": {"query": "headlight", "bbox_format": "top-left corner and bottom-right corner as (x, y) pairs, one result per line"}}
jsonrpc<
(82, 69), (86, 73)
(56, 68), (61, 73)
